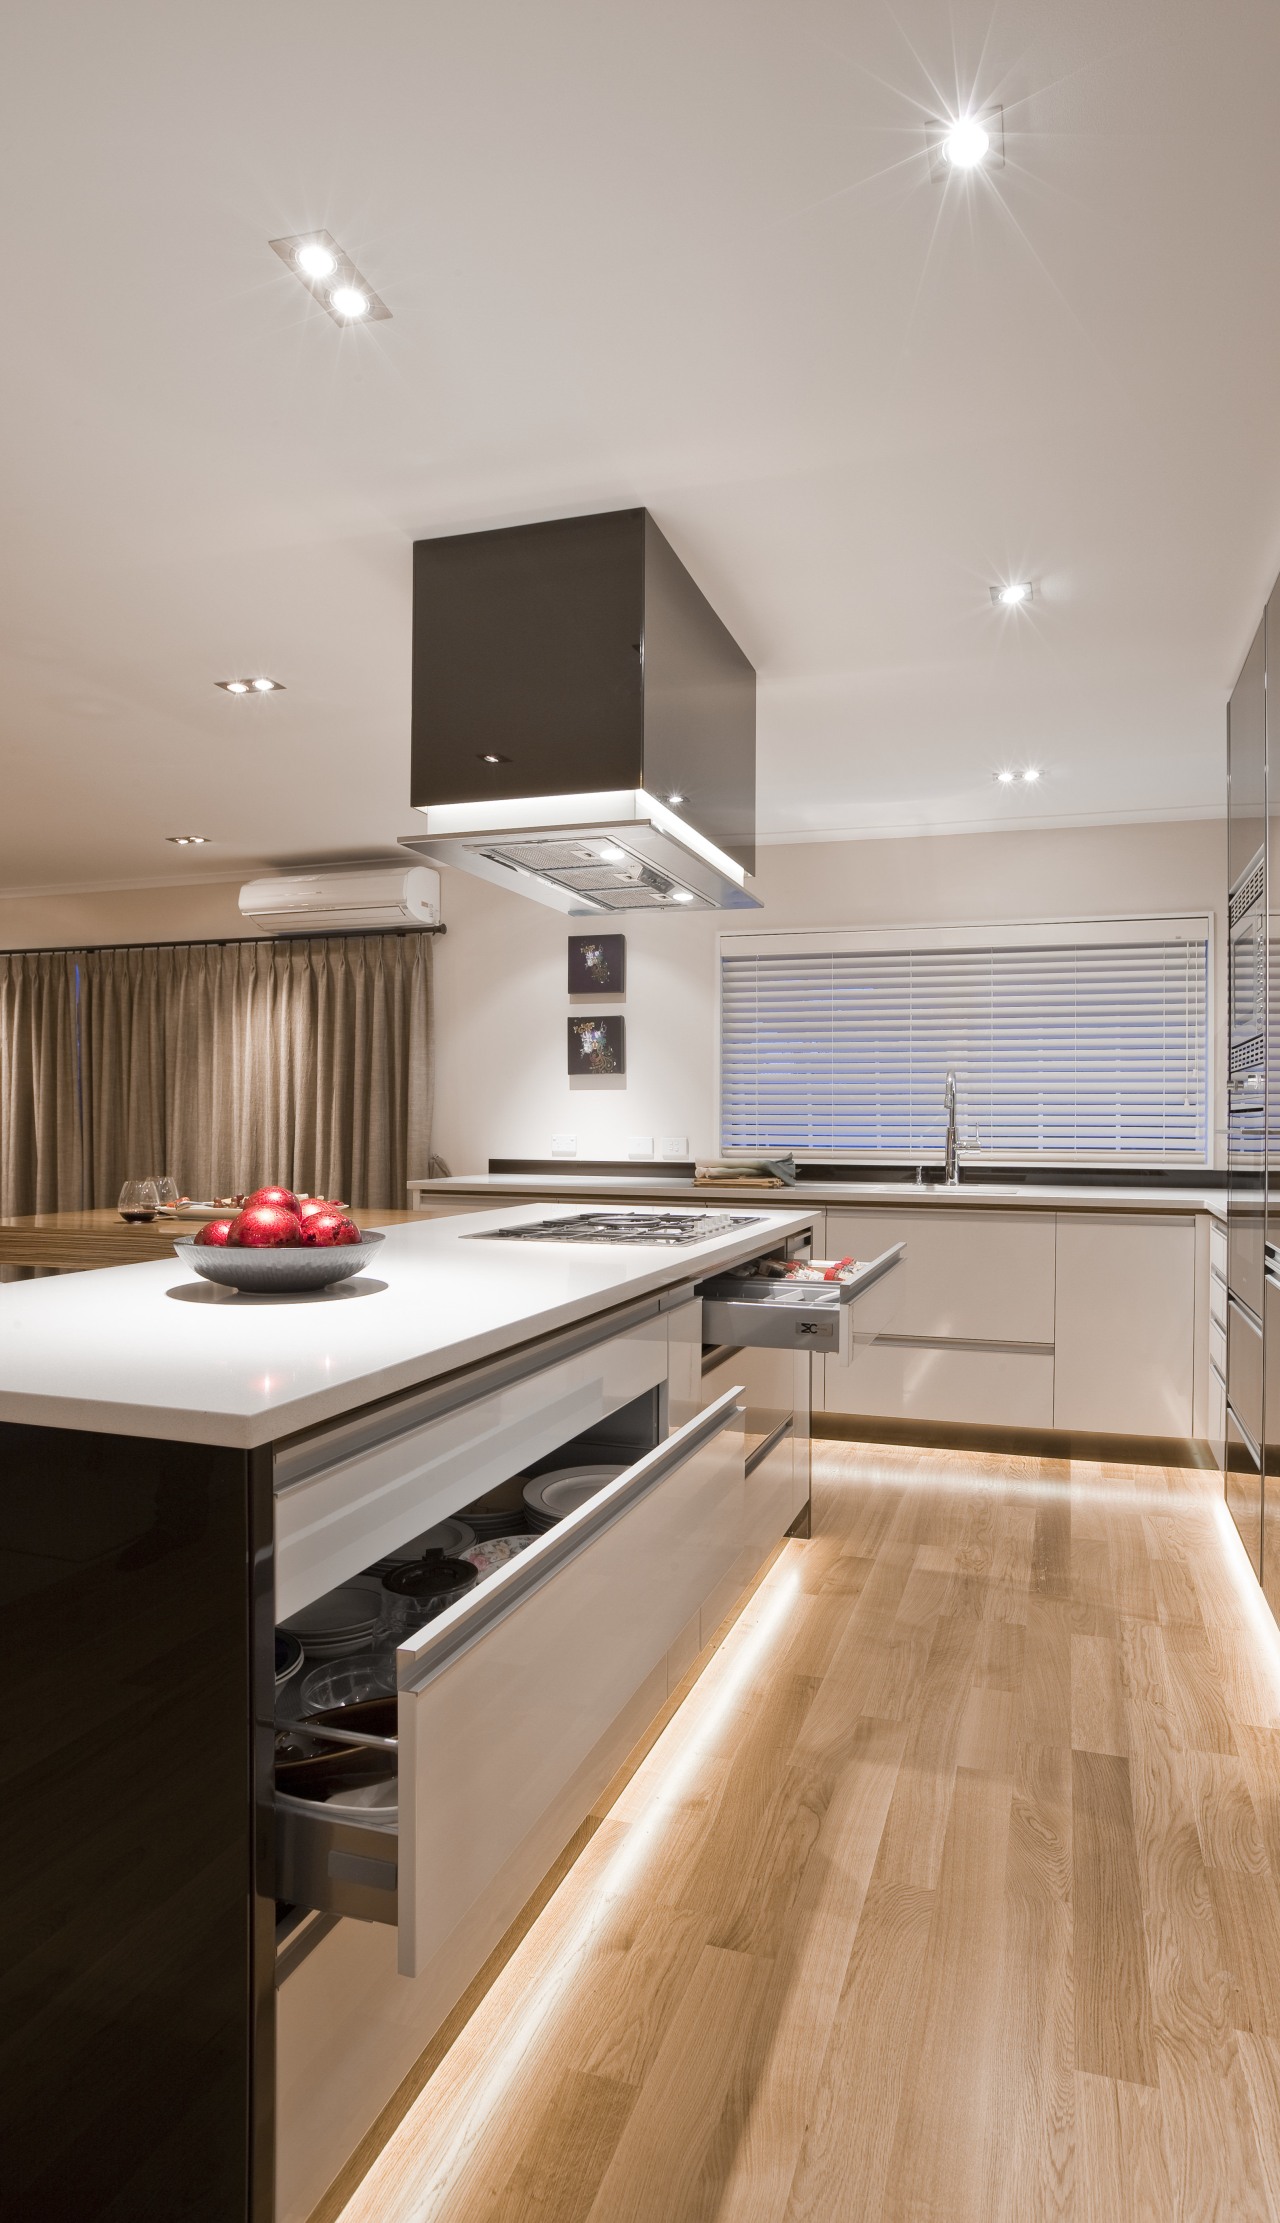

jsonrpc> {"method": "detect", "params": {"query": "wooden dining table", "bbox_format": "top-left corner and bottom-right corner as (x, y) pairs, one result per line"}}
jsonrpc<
(0, 1205), (438, 1273)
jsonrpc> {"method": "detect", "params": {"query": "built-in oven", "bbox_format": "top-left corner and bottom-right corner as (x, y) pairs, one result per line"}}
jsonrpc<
(1230, 883), (1267, 1064)
(1228, 1094), (1266, 1321)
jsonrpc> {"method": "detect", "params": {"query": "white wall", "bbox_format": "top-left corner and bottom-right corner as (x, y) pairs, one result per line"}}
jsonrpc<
(429, 818), (1228, 1175)
(0, 817), (1227, 1178)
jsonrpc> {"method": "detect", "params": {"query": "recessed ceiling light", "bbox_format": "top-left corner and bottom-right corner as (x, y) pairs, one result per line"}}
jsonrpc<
(670, 889), (696, 903)
(1022, 767), (1042, 784)
(992, 581), (1034, 607)
(995, 770), (1017, 785)
(251, 676), (278, 692)
(295, 241), (336, 280)
(477, 751), (509, 765)
(166, 834), (211, 846)
(667, 792), (686, 806)
(268, 231), (391, 325)
(928, 106), (1005, 180)
(217, 677), (284, 694)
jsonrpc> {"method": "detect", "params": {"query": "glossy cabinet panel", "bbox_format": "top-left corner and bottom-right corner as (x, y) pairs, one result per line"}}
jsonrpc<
(1228, 1294), (1264, 1456)
(823, 1338), (1055, 1428)
(397, 1393), (747, 1978)
(824, 1208), (1055, 1344)
(1052, 1215), (1195, 1434)
(1227, 1404), (1264, 1578)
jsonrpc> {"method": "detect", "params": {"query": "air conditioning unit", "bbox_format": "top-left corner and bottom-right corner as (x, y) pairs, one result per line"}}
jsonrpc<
(238, 866), (442, 934)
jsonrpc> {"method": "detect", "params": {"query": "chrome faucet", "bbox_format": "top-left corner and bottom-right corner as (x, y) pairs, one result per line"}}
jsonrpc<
(943, 1068), (960, 1187)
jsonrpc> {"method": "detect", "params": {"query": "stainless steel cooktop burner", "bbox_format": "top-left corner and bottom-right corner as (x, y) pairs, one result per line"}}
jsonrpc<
(476, 1210), (764, 1247)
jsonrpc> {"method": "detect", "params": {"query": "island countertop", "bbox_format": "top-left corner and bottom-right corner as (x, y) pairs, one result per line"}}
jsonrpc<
(0, 1201), (816, 1449)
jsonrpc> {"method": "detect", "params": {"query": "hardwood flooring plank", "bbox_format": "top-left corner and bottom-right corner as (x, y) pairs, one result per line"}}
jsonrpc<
(1071, 1749), (1158, 2085)
(488, 2070), (635, 2223)
(985, 1743), (1074, 2223)
(781, 1882), (935, 2223)
(1205, 1858), (1280, 2040)
(1075, 2070), (1172, 2223)
(1235, 2031), (1280, 2219)
(1191, 1753), (1271, 1877)
(1019, 1599), (1074, 1750)
(881, 1766), (1015, 2222)
(870, 1613), (983, 1890)
(1072, 1633), (1129, 1758)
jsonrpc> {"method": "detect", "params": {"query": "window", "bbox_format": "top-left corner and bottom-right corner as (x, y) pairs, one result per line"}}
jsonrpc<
(719, 919), (1210, 1163)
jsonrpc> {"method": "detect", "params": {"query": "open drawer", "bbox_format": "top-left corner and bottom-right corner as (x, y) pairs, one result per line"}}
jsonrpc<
(700, 1242), (904, 1363)
(276, 1385), (747, 1977)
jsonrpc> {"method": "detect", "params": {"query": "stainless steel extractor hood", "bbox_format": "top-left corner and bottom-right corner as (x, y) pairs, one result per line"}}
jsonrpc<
(400, 509), (760, 914)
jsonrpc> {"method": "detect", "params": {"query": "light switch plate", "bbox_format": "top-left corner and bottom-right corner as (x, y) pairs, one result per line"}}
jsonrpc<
(659, 1136), (688, 1157)
(626, 1135), (654, 1157)
(550, 1134), (577, 1156)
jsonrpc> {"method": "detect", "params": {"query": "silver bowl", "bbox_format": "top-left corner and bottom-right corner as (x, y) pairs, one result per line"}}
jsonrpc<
(174, 1229), (385, 1294)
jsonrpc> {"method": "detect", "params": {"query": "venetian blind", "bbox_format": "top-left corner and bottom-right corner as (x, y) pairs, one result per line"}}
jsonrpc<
(720, 926), (1210, 1162)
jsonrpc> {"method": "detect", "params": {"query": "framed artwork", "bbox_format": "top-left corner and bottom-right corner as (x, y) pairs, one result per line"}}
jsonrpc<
(568, 1014), (625, 1076)
(568, 933), (626, 995)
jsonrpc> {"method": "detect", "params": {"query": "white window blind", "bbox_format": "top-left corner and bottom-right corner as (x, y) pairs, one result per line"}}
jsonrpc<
(720, 924), (1209, 1162)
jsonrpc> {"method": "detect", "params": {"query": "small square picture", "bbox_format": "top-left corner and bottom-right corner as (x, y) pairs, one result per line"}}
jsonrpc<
(568, 1014), (625, 1076)
(568, 933), (626, 996)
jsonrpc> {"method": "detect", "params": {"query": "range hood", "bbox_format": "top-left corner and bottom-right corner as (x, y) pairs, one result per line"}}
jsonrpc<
(400, 508), (759, 914)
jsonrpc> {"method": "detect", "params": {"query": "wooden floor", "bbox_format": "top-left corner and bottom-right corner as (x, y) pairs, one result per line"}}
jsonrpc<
(334, 1440), (1280, 2223)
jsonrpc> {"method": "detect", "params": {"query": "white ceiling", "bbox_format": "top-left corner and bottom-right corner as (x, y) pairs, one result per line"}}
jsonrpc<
(2, 0), (1277, 893)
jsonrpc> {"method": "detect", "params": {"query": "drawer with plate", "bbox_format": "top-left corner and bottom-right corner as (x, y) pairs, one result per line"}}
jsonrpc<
(276, 1385), (748, 1977)
(698, 1243), (904, 1364)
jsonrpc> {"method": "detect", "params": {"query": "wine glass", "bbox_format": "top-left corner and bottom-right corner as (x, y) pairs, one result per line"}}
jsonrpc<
(150, 1175), (180, 1212)
(118, 1178), (160, 1224)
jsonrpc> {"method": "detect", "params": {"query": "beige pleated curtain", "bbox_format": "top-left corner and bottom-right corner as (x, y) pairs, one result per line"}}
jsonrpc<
(0, 934), (433, 1214)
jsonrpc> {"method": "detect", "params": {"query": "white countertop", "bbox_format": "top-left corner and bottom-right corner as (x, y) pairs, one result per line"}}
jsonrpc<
(0, 1201), (816, 1449)
(411, 1173), (1229, 1218)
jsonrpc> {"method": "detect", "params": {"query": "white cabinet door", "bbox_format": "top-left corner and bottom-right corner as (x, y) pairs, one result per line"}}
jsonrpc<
(823, 1337), (1055, 1426)
(825, 1208), (1056, 1344)
(1052, 1214), (1195, 1435)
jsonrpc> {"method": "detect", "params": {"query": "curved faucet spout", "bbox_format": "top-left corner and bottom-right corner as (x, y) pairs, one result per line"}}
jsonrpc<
(943, 1067), (960, 1186)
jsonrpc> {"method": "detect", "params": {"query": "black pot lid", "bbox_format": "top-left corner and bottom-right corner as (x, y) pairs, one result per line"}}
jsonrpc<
(381, 1550), (478, 1599)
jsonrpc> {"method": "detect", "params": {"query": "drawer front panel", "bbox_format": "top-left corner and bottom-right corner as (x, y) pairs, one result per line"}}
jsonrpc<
(274, 1317), (668, 1621)
(825, 1209), (1055, 1343)
(703, 1340), (796, 1455)
(1210, 1316), (1227, 1380)
(397, 1391), (746, 1977)
(821, 1338), (1055, 1428)
(1210, 1267), (1227, 1331)
(702, 1289), (845, 1356)
(1054, 1215), (1195, 1436)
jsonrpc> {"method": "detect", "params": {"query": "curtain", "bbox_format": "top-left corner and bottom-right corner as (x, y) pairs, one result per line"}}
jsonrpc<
(75, 934), (433, 1208)
(0, 950), (84, 1214)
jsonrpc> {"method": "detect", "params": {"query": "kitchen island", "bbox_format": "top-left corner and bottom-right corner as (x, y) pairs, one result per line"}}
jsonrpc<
(0, 1201), (900, 2221)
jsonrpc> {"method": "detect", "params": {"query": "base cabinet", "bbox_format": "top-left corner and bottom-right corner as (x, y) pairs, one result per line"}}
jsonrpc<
(823, 1338), (1055, 1428)
(1052, 1215), (1196, 1435)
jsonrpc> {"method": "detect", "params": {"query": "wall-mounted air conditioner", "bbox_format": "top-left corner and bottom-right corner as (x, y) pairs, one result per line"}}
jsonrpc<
(238, 866), (442, 934)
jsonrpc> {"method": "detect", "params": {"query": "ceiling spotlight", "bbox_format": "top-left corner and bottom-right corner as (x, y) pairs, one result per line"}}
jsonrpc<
(251, 676), (278, 692)
(670, 889), (696, 903)
(929, 105), (1004, 180)
(1022, 767), (1042, 783)
(222, 679), (249, 694)
(992, 581), (1033, 607)
(217, 677), (284, 694)
(295, 241), (336, 280)
(945, 118), (989, 168)
(995, 770), (1017, 785)
(166, 834), (211, 846)
(477, 751), (509, 765)
(667, 792), (686, 806)
(269, 231), (391, 326)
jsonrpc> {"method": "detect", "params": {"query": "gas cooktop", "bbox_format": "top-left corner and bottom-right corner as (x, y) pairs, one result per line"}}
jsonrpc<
(476, 1210), (764, 1247)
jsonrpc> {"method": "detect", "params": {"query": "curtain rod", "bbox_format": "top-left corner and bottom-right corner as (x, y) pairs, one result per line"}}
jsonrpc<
(0, 925), (448, 959)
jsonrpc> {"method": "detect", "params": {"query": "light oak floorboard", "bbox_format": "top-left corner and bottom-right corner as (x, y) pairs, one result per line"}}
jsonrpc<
(332, 1441), (1280, 2223)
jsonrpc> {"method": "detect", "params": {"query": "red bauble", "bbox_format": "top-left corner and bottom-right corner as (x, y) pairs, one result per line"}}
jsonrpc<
(228, 1203), (303, 1248)
(302, 1209), (362, 1248)
(244, 1185), (301, 1217)
(198, 1218), (234, 1247)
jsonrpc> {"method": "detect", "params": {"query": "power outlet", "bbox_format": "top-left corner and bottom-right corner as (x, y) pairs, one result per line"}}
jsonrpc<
(659, 1136), (688, 1158)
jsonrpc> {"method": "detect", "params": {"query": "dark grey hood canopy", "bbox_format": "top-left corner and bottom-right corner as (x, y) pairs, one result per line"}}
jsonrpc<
(401, 509), (759, 913)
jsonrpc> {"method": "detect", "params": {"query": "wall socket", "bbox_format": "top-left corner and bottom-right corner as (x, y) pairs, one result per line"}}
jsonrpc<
(659, 1136), (688, 1158)
(626, 1136), (654, 1157)
(550, 1134), (578, 1156)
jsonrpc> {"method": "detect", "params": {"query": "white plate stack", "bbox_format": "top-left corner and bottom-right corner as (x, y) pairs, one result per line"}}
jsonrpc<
(280, 1577), (383, 1658)
(522, 1464), (627, 1532)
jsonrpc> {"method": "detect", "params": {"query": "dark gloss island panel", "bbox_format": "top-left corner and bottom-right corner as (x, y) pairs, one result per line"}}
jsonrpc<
(0, 1423), (268, 2223)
